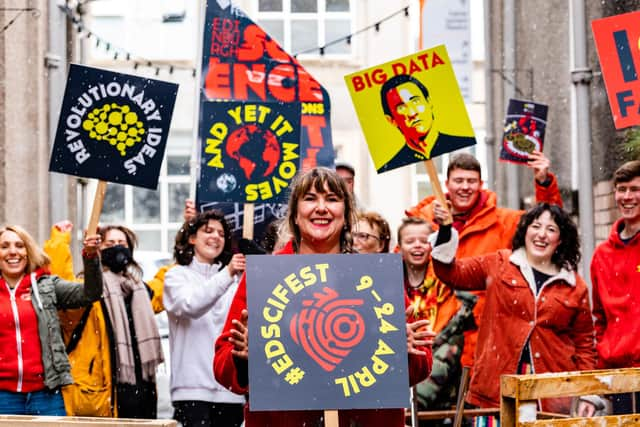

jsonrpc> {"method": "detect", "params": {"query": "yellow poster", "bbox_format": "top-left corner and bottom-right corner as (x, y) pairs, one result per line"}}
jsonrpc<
(344, 45), (476, 173)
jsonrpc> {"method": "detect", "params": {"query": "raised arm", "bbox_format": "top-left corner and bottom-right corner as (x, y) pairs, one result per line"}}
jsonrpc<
(164, 254), (244, 319)
(529, 150), (563, 208)
(53, 233), (103, 308)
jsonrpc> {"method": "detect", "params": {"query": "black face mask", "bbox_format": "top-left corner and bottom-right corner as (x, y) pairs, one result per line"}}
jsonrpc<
(101, 245), (132, 273)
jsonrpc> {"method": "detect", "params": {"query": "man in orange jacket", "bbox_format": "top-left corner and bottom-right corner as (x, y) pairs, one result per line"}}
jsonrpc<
(405, 150), (562, 373)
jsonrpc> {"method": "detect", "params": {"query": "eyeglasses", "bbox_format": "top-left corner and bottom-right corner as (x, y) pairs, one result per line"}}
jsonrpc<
(353, 232), (380, 242)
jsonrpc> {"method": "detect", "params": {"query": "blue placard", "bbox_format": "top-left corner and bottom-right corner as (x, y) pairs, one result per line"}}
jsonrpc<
(246, 253), (409, 411)
(49, 64), (178, 189)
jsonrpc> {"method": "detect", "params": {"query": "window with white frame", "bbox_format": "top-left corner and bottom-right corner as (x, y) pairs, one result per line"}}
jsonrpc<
(100, 131), (192, 253)
(255, 0), (353, 57)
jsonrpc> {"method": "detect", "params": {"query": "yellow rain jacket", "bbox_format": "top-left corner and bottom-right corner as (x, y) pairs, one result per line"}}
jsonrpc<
(44, 227), (169, 417)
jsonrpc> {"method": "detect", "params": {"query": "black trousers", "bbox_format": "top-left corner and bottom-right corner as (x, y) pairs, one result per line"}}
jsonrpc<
(117, 382), (157, 419)
(173, 400), (244, 427)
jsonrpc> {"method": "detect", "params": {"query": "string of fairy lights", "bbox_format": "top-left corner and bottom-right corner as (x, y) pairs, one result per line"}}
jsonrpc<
(58, 3), (412, 78)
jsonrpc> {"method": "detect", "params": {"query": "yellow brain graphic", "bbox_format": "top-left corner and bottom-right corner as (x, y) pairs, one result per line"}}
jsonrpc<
(82, 103), (146, 156)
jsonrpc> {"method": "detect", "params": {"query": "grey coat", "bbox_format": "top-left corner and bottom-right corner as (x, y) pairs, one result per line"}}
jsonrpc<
(30, 255), (103, 389)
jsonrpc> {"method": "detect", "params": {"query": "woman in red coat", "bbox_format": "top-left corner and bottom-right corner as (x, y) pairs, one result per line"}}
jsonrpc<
(431, 203), (599, 418)
(214, 167), (433, 427)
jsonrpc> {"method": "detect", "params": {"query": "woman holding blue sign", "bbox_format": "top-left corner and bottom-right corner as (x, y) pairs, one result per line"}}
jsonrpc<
(214, 167), (433, 426)
(164, 210), (246, 427)
(0, 225), (102, 416)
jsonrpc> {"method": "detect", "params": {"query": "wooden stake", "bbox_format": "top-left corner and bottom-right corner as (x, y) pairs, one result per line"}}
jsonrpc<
(423, 159), (452, 225)
(324, 409), (339, 427)
(242, 203), (255, 240)
(87, 180), (107, 235)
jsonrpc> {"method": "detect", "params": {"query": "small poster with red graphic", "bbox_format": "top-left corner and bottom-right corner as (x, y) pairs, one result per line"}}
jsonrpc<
(246, 253), (408, 411)
(197, 101), (301, 204)
(499, 99), (548, 164)
(592, 10), (640, 129)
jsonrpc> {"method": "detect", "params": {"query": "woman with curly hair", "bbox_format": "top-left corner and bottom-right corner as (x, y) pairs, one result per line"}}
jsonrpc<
(430, 202), (599, 419)
(163, 210), (246, 427)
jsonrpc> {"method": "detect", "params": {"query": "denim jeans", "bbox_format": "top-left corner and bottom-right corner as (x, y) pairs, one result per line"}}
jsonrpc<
(0, 388), (66, 416)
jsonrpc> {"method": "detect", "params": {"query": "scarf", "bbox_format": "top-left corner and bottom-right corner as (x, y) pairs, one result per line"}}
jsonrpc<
(102, 270), (163, 385)
(450, 191), (489, 232)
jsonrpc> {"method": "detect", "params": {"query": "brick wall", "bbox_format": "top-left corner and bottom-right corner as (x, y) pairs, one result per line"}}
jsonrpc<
(593, 179), (618, 245)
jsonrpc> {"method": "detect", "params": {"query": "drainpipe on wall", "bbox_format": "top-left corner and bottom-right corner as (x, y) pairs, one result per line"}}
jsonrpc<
(503, 0), (519, 208)
(483, 0), (495, 188)
(47, 0), (69, 225)
(569, 0), (595, 282)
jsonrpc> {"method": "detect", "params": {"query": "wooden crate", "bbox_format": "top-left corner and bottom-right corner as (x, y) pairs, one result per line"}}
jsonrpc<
(501, 367), (640, 426)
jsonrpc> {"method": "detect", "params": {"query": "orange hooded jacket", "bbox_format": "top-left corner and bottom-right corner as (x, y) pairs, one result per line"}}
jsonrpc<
(405, 173), (563, 368)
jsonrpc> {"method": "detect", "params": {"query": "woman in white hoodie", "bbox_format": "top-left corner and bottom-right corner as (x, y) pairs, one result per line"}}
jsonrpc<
(163, 210), (246, 427)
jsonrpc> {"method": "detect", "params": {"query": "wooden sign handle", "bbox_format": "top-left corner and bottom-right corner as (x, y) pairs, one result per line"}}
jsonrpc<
(87, 180), (107, 235)
(242, 203), (255, 240)
(324, 409), (339, 427)
(423, 160), (452, 226)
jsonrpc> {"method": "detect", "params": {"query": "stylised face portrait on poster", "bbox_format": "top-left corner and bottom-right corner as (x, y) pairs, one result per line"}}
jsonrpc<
(345, 45), (476, 173)
(49, 64), (178, 189)
(197, 101), (301, 204)
(246, 253), (409, 411)
(200, 1), (334, 170)
(592, 10), (640, 129)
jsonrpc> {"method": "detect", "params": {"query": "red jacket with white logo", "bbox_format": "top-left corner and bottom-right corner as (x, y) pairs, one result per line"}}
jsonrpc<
(214, 241), (431, 427)
(0, 271), (46, 392)
(591, 218), (640, 368)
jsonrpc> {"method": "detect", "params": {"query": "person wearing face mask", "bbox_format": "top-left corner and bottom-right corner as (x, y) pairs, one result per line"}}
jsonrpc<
(163, 210), (246, 427)
(45, 223), (164, 418)
(0, 225), (102, 415)
(97, 225), (164, 419)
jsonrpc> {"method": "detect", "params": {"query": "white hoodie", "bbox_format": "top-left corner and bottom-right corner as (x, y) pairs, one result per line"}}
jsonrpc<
(163, 259), (245, 404)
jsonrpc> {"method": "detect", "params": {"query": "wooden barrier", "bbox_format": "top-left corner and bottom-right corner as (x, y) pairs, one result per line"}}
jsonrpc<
(0, 415), (176, 426)
(500, 367), (640, 426)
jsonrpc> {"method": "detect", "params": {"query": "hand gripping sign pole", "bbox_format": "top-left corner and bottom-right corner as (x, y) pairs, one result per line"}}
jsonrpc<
(423, 160), (453, 226)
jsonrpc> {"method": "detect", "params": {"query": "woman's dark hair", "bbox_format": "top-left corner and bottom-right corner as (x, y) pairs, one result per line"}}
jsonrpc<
(174, 209), (232, 267)
(286, 167), (356, 253)
(511, 203), (580, 270)
(98, 224), (143, 278)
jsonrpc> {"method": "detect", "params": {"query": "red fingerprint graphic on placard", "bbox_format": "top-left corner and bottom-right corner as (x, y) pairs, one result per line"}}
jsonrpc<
(290, 287), (365, 372)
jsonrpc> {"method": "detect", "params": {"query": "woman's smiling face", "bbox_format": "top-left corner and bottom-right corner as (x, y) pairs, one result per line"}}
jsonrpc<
(0, 230), (28, 281)
(295, 183), (345, 254)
